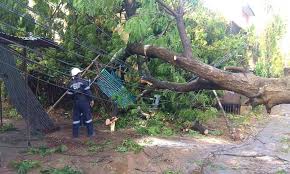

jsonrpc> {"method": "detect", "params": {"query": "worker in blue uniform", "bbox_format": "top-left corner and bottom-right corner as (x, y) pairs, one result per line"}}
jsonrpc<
(67, 68), (95, 138)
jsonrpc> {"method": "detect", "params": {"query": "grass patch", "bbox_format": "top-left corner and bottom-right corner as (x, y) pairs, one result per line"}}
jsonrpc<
(276, 170), (287, 174)
(28, 145), (68, 157)
(11, 160), (40, 174)
(228, 106), (265, 127)
(0, 123), (17, 133)
(209, 130), (223, 136)
(163, 170), (181, 174)
(280, 137), (290, 153)
(116, 138), (143, 153)
(4, 108), (21, 119)
(41, 166), (82, 174)
(85, 140), (112, 153)
(228, 114), (251, 126)
(187, 130), (202, 137)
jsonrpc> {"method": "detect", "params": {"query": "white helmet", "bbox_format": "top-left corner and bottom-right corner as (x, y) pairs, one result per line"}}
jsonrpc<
(71, 67), (82, 76)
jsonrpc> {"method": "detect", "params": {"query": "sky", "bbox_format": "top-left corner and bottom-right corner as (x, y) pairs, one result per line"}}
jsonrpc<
(204, 0), (290, 56)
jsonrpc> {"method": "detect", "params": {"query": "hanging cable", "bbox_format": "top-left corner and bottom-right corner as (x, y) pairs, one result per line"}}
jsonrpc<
(0, 35), (155, 92)
(0, 45), (71, 78)
(0, 1), (106, 56)
(0, 35), (100, 76)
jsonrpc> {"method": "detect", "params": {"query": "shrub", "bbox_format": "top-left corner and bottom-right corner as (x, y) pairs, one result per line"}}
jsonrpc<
(116, 138), (143, 153)
(11, 160), (40, 174)
(28, 145), (68, 157)
(41, 166), (82, 174)
(0, 123), (16, 133)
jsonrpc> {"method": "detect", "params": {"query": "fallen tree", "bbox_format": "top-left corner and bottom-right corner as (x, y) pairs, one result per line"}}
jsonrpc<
(123, 0), (290, 113)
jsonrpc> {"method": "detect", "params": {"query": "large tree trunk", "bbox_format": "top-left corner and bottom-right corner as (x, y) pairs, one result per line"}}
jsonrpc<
(0, 46), (55, 132)
(127, 43), (290, 112)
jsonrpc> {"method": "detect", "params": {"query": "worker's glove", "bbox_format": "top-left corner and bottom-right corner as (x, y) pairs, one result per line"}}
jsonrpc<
(90, 100), (94, 107)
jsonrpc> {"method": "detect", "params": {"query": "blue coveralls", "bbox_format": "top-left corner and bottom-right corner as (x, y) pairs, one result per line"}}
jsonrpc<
(67, 77), (94, 137)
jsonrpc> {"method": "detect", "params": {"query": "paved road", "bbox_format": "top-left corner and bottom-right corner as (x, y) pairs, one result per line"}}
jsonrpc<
(203, 104), (290, 174)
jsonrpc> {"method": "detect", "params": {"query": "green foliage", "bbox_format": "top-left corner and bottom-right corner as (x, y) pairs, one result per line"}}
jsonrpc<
(11, 160), (41, 174)
(73, 0), (122, 16)
(209, 130), (223, 136)
(176, 107), (217, 129)
(187, 130), (201, 137)
(116, 109), (140, 129)
(5, 108), (21, 119)
(41, 166), (82, 174)
(0, 123), (16, 133)
(163, 170), (181, 174)
(116, 138), (143, 153)
(85, 140), (112, 153)
(135, 112), (175, 136)
(275, 170), (287, 174)
(255, 15), (286, 77)
(27, 145), (68, 157)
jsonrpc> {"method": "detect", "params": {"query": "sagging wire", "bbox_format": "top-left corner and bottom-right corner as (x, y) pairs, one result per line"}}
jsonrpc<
(0, 1), (106, 56)
(0, 16), (130, 80)
(0, 35), (97, 76)
(0, 44), (71, 78)
(0, 32), (154, 93)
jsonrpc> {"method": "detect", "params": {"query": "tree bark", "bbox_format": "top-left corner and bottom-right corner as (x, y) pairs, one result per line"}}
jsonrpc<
(192, 121), (208, 135)
(124, 0), (138, 19)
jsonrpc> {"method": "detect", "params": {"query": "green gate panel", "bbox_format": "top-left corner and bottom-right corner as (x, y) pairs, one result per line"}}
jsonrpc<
(96, 69), (135, 108)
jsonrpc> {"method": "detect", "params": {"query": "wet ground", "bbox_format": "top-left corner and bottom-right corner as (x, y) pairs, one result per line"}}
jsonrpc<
(0, 105), (290, 173)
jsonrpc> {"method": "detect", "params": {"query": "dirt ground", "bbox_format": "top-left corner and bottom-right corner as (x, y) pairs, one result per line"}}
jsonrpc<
(0, 105), (290, 174)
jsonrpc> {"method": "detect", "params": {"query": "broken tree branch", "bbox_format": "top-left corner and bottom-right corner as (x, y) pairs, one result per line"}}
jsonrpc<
(141, 76), (222, 92)
(224, 66), (249, 73)
(156, 0), (178, 17)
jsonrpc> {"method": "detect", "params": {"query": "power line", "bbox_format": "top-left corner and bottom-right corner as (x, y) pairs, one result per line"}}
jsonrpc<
(0, 19), (130, 75)
(0, 1), (106, 62)
(0, 33), (154, 93)
(0, 44), (71, 78)
(0, 23), (153, 91)
(0, 2), (136, 77)
(1, 1), (107, 56)
(0, 3), (119, 77)
(0, 35), (101, 76)
(0, 21), (86, 68)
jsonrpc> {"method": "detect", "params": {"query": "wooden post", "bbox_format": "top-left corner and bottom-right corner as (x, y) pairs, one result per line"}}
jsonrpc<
(106, 117), (118, 132)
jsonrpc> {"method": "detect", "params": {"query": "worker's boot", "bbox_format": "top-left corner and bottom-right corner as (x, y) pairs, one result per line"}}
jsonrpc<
(72, 123), (80, 138)
(86, 122), (94, 137)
